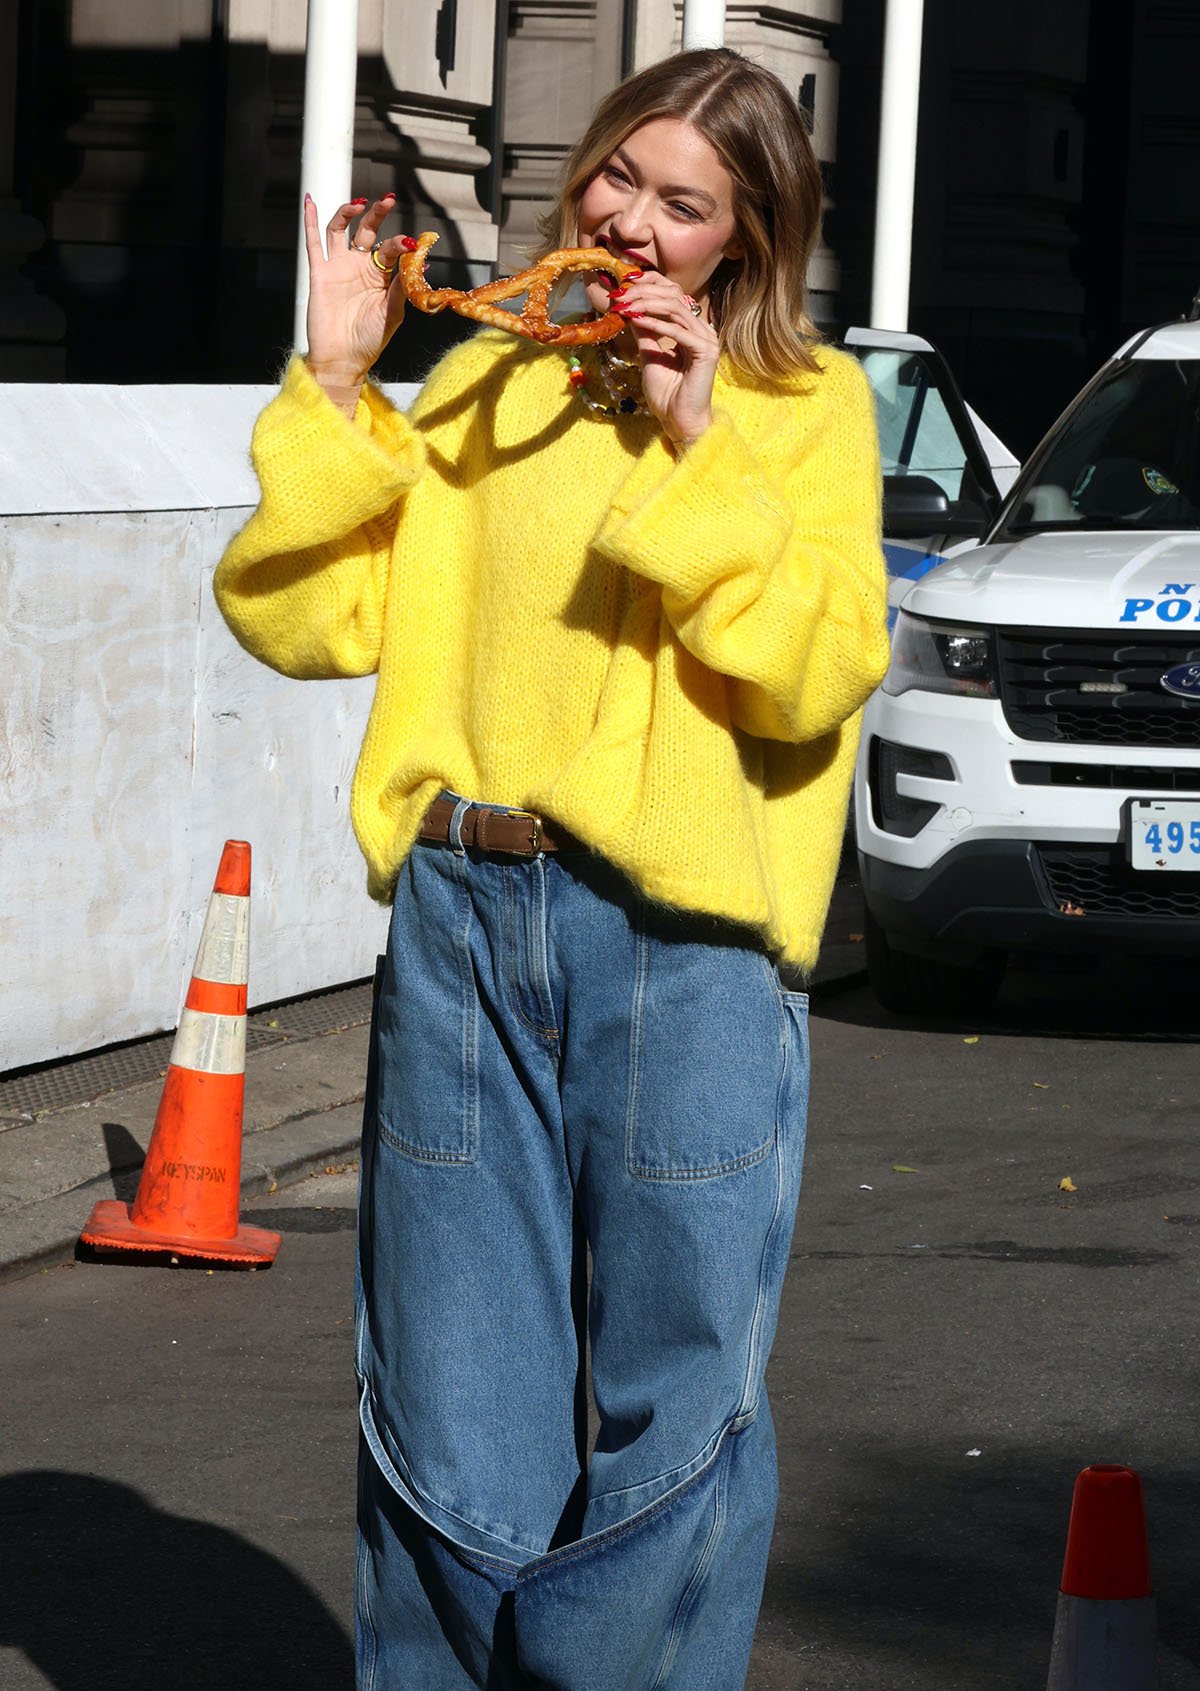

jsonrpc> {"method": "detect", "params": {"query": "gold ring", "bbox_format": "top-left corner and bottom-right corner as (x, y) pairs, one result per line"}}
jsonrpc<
(370, 243), (396, 276)
(686, 297), (702, 317)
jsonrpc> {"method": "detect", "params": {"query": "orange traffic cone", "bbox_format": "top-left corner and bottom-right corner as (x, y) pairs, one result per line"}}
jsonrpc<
(80, 841), (281, 1267)
(1046, 1464), (1156, 1689)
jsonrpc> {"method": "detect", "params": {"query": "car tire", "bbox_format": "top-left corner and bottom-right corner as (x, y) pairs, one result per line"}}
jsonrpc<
(865, 910), (1005, 1015)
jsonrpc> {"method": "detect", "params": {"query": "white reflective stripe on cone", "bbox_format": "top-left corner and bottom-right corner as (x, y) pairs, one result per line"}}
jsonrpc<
(1047, 1594), (1156, 1690)
(170, 1008), (247, 1076)
(193, 892), (250, 986)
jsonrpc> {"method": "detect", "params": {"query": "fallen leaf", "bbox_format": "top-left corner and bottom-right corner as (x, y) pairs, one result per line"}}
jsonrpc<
(1059, 1176), (1078, 1193)
(893, 1164), (918, 1174)
(848, 932), (864, 943)
(1032, 1081), (1050, 1089)
(963, 1035), (980, 1045)
(267, 1178), (278, 1195)
(1058, 900), (1085, 917)
(267, 1019), (280, 1029)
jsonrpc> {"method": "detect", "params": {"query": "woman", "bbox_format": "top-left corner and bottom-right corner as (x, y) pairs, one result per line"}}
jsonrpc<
(216, 46), (889, 1691)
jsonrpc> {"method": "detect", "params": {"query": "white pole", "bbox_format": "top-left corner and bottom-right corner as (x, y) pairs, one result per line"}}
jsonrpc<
(294, 0), (362, 352)
(870, 0), (924, 331)
(681, 0), (725, 51)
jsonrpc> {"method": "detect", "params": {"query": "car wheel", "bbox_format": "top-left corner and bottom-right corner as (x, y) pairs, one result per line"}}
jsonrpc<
(865, 910), (1005, 1015)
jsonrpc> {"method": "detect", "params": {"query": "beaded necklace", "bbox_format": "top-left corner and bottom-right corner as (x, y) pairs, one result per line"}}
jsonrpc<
(567, 343), (650, 418)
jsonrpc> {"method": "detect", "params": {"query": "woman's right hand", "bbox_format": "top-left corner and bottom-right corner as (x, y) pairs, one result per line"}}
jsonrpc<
(302, 193), (410, 394)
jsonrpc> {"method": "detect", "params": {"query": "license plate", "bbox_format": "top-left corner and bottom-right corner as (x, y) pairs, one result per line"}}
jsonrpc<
(1128, 799), (1200, 871)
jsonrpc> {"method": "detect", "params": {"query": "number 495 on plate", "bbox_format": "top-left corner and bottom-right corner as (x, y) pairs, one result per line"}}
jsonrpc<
(1129, 799), (1200, 871)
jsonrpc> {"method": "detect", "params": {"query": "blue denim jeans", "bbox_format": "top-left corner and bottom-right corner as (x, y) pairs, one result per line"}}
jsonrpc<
(355, 799), (810, 1690)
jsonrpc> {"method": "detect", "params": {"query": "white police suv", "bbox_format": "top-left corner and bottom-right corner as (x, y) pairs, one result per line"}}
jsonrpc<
(848, 315), (1200, 1012)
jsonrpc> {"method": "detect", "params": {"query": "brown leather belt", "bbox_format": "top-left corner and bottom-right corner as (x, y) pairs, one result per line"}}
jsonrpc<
(417, 797), (580, 857)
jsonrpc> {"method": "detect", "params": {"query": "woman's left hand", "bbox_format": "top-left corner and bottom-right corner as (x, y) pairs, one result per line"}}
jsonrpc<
(612, 273), (720, 452)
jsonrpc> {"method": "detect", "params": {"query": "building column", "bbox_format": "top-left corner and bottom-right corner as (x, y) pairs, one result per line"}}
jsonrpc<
(380, 0), (500, 285)
(634, 1), (843, 327)
(498, 0), (625, 271)
(724, 2), (842, 326)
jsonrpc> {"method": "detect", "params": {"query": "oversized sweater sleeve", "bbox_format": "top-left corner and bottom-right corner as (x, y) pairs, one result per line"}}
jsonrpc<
(212, 354), (427, 679)
(592, 351), (891, 743)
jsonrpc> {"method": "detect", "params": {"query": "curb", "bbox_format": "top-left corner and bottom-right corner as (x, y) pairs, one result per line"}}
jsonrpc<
(0, 1100), (365, 1286)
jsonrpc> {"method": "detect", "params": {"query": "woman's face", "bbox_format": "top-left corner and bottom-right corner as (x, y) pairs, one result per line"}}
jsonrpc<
(576, 117), (743, 317)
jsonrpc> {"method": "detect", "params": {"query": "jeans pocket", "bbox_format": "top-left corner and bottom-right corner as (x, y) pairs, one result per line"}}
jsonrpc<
(373, 850), (480, 1166)
(624, 926), (784, 1181)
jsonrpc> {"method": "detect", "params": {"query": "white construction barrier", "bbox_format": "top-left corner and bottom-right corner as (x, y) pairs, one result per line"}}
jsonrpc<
(1, 379), (418, 1071)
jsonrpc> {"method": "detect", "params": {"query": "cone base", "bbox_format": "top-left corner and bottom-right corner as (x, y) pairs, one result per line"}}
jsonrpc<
(79, 1199), (280, 1267)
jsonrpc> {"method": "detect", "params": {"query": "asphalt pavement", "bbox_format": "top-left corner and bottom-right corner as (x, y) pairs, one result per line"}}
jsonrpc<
(4, 875), (1200, 1689)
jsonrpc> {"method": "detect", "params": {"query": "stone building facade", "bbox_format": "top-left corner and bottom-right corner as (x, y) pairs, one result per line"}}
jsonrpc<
(4, 0), (1197, 450)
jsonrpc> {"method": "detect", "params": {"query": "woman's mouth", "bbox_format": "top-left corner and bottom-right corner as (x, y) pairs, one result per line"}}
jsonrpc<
(594, 235), (654, 270)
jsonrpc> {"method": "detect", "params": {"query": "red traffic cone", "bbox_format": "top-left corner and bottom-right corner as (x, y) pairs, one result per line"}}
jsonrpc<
(1046, 1464), (1156, 1689)
(80, 841), (281, 1267)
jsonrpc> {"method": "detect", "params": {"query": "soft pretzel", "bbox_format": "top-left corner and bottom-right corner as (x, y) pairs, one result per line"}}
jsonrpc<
(396, 231), (638, 346)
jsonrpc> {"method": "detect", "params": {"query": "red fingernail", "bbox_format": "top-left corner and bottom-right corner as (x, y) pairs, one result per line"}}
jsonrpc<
(304, 192), (313, 205)
(381, 193), (396, 203)
(400, 236), (419, 251)
(624, 269), (644, 280)
(351, 197), (368, 205)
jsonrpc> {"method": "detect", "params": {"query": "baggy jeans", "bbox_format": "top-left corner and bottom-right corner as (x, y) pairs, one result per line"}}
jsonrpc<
(354, 800), (810, 1690)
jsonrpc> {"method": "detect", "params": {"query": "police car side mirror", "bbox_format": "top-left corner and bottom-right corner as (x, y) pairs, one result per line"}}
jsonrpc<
(883, 474), (990, 539)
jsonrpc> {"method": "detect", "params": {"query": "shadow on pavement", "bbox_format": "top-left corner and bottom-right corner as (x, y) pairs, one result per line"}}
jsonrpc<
(815, 956), (1200, 1044)
(247, 1207), (357, 1233)
(0, 1471), (353, 1689)
(100, 1122), (145, 1202)
(757, 1449), (1200, 1689)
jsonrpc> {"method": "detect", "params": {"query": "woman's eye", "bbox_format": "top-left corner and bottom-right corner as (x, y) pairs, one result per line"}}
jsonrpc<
(670, 203), (701, 220)
(604, 166), (630, 185)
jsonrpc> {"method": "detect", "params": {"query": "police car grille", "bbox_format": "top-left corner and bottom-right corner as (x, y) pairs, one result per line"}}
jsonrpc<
(997, 630), (1200, 748)
(1038, 845), (1200, 919)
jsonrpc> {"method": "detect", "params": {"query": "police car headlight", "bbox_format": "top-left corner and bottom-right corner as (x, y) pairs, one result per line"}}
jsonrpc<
(882, 612), (997, 699)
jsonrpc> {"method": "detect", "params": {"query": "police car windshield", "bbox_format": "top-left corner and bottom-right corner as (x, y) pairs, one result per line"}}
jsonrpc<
(1001, 358), (1200, 535)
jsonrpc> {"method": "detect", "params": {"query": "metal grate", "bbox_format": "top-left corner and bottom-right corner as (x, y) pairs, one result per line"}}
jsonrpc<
(1038, 845), (1200, 919)
(0, 979), (373, 1120)
(998, 629), (1200, 748)
(258, 980), (374, 1039)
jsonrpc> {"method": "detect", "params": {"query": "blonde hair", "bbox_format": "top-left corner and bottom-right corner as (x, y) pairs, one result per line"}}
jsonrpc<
(534, 48), (825, 382)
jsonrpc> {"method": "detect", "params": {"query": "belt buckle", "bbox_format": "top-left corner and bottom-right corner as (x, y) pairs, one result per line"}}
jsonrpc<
(507, 809), (543, 856)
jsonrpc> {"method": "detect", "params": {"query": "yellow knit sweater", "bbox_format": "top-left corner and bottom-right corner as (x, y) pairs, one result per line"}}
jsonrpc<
(214, 333), (890, 970)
